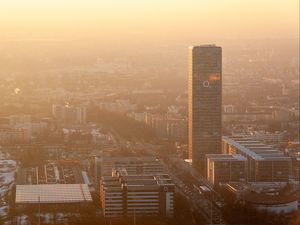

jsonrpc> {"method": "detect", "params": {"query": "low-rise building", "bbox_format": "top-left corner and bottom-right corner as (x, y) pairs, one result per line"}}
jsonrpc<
(92, 156), (165, 187)
(0, 128), (30, 145)
(100, 169), (174, 218)
(17, 161), (86, 185)
(52, 104), (86, 125)
(222, 182), (298, 214)
(15, 184), (92, 212)
(99, 100), (137, 114)
(222, 136), (291, 182)
(206, 154), (247, 185)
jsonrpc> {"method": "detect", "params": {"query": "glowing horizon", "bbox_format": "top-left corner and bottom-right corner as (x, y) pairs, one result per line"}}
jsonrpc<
(0, 0), (299, 41)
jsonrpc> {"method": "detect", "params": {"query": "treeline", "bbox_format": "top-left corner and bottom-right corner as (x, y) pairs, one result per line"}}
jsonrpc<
(88, 108), (155, 141)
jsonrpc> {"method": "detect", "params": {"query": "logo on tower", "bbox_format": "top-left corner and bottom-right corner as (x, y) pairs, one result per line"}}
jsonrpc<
(202, 80), (210, 88)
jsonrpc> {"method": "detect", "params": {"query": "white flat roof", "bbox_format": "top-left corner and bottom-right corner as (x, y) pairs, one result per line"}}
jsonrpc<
(223, 136), (290, 161)
(16, 184), (92, 204)
(206, 154), (246, 161)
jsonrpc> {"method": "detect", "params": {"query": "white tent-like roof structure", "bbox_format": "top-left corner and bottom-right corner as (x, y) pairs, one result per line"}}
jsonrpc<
(16, 184), (92, 204)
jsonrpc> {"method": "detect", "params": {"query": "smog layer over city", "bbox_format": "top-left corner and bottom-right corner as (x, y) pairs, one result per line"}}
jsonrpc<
(0, 1), (299, 225)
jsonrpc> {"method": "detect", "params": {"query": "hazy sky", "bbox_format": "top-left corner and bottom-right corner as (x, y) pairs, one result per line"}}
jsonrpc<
(0, 0), (299, 41)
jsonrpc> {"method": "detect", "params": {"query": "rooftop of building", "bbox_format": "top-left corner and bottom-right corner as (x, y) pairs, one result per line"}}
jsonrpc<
(98, 156), (161, 162)
(206, 154), (246, 161)
(102, 169), (174, 191)
(189, 44), (218, 49)
(223, 182), (298, 204)
(98, 156), (165, 175)
(223, 136), (291, 161)
(15, 184), (92, 204)
(17, 161), (85, 185)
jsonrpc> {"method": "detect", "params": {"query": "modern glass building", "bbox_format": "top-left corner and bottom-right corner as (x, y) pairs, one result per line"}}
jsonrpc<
(188, 45), (222, 175)
(222, 136), (291, 182)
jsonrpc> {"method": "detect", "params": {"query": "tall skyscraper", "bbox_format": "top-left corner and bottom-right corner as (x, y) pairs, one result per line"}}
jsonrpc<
(188, 45), (222, 175)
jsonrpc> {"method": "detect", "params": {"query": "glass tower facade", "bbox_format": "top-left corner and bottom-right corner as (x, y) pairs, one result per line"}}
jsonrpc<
(188, 45), (222, 175)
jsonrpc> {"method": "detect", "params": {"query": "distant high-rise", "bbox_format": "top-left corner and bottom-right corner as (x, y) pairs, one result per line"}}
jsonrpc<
(188, 45), (222, 175)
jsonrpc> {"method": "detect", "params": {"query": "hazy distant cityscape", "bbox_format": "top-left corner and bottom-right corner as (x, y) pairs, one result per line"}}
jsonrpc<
(0, 1), (299, 225)
(0, 38), (298, 225)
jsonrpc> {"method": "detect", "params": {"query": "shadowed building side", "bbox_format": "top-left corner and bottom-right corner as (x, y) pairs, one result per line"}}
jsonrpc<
(188, 45), (222, 175)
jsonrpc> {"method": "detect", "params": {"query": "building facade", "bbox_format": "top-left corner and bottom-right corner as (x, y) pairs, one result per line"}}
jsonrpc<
(222, 136), (291, 182)
(52, 104), (87, 125)
(206, 154), (247, 185)
(223, 182), (298, 214)
(100, 169), (174, 218)
(15, 184), (93, 213)
(188, 45), (222, 174)
(92, 157), (165, 188)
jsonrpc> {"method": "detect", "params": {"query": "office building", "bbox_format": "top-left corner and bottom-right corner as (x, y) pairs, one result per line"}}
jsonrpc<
(92, 156), (165, 187)
(100, 169), (174, 218)
(64, 105), (87, 124)
(222, 136), (291, 182)
(52, 104), (87, 125)
(188, 45), (222, 174)
(9, 114), (31, 127)
(0, 128), (30, 145)
(99, 100), (137, 114)
(167, 118), (187, 142)
(152, 116), (169, 140)
(52, 104), (65, 122)
(206, 154), (247, 185)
